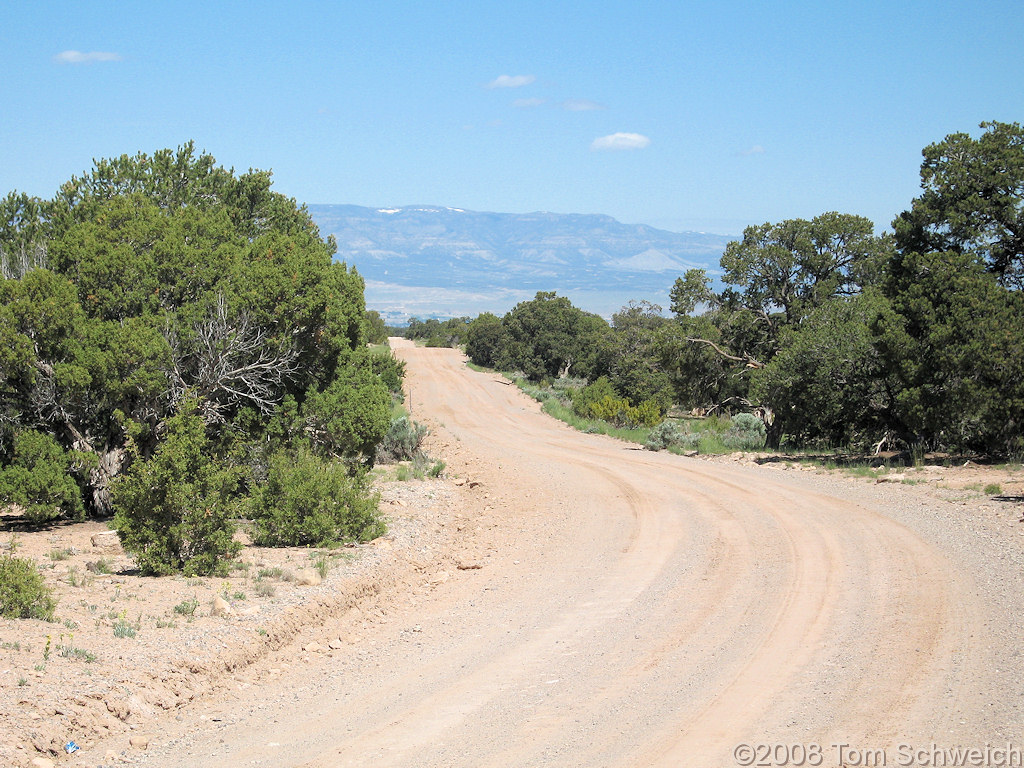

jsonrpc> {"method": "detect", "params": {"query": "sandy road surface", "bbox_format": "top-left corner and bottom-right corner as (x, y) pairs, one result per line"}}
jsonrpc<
(127, 341), (1023, 768)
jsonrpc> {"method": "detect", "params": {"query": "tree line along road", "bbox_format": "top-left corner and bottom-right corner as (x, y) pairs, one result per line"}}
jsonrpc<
(132, 339), (1024, 768)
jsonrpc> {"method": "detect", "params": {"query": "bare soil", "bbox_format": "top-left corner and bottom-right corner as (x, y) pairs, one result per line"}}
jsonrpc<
(1, 339), (1022, 767)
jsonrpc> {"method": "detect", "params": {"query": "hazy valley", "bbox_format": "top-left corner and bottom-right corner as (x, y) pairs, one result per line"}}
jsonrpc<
(308, 204), (735, 321)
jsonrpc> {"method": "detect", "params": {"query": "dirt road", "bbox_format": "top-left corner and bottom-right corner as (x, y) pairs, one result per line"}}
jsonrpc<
(127, 341), (1024, 767)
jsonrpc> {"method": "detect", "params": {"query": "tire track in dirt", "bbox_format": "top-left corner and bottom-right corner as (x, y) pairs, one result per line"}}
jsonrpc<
(393, 344), (986, 766)
(129, 342), (1004, 768)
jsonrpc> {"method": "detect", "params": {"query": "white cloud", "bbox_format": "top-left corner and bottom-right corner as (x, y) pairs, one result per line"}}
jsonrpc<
(739, 144), (765, 156)
(562, 99), (605, 112)
(591, 132), (651, 151)
(513, 97), (545, 108)
(487, 74), (535, 89)
(55, 50), (122, 64)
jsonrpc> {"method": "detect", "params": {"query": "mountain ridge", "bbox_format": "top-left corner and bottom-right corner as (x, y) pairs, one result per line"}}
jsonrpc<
(307, 204), (735, 321)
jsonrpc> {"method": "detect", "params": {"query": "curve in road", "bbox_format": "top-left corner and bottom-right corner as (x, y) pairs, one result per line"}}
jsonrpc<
(143, 341), (1012, 768)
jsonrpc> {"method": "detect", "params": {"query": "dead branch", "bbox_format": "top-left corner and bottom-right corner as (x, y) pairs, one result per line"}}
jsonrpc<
(165, 294), (299, 422)
(685, 337), (764, 369)
(0, 242), (48, 280)
(872, 432), (893, 455)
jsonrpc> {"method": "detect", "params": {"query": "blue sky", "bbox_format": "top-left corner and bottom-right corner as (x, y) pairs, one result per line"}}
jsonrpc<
(2, 0), (1022, 236)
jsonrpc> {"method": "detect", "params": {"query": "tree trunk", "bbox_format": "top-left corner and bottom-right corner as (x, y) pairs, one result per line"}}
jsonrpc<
(88, 445), (126, 516)
(65, 422), (127, 517)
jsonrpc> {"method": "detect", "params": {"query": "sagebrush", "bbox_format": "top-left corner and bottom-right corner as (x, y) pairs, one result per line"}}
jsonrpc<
(376, 416), (429, 463)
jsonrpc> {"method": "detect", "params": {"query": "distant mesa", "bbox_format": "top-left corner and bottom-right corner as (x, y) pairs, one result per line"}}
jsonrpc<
(608, 249), (692, 272)
(308, 204), (735, 322)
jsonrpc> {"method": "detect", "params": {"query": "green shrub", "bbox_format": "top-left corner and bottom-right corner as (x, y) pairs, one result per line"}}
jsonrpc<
(587, 394), (632, 424)
(464, 312), (505, 367)
(494, 292), (609, 381)
(364, 310), (389, 345)
(0, 555), (57, 620)
(629, 399), (664, 428)
(645, 422), (674, 451)
(984, 483), (1002, 495)
(313, 553), (331, 579)
(248, 448), (384, 547)
(173, 598), (200, 616)
(722, 413), (767, 450)
(376, 416), (429, 463)
(645, 421), (683, 451)
(645, 421), (701, 451)
(570, 377), (618, 418)
(520, 384), (553, 403)
(586, 395), (663, 428)
(112, 617), (137, 638)
(571, 377), (662, 428)
(369, 349), (406, 395)
(56, 643), (96, 662)
(303, 363), (391, 463)
(111, 397), (241, 576)
(730, 413), (765, 434)
(0, 430), (89, 524)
